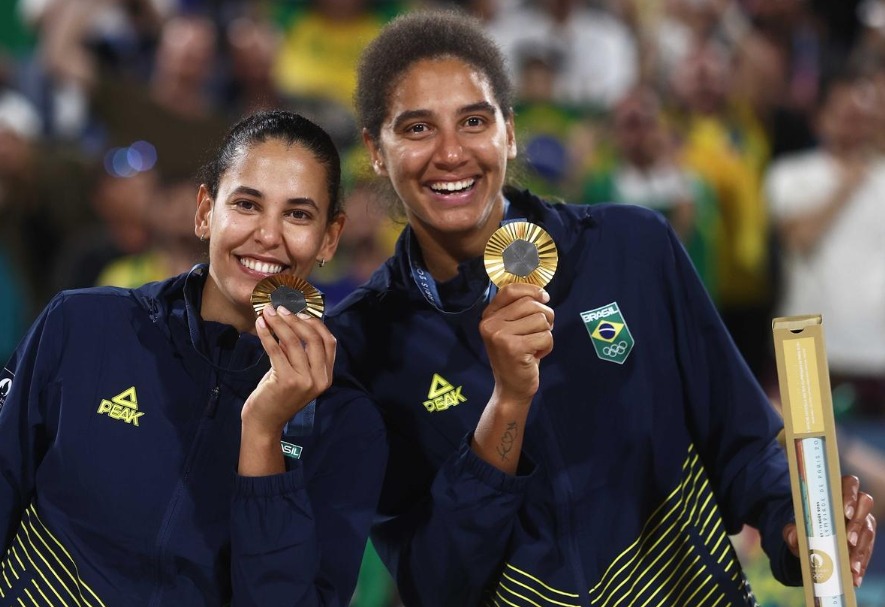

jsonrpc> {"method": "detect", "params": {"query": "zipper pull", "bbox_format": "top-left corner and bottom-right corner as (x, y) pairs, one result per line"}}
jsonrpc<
(206, 386), (220, 418)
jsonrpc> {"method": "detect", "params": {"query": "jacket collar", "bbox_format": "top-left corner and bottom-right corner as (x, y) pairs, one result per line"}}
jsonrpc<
(374, 188), (596, 311)
(132, 265), (268, 379)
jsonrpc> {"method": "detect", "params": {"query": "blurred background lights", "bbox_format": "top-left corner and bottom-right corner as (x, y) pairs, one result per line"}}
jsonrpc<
(103, 140), (157, 177)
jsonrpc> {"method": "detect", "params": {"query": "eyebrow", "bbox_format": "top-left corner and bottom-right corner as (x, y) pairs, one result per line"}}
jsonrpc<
(230, 185), (319, 209)
(391, 101), (498, 131)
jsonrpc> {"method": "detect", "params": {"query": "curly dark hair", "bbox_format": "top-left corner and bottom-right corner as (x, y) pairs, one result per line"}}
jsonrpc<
(355, 9), (513, 143)
(198, 110), (343, 220)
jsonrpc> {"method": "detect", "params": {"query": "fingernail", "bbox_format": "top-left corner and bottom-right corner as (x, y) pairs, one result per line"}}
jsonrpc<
(264, 305), (277, 316)
(853, 560), (862, 575)
(256, 317), (266, 329)
(850, 531), (858, 546)
(296, 312), (311, 320)
(277, 306), (291, 315)
(858, 575), (864, 587)
(846, 505), (855, 519)
(540, 289), (550, 302)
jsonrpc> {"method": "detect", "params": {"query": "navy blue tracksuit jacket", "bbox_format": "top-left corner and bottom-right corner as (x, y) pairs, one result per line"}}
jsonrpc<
(327, 188), (801, 606)
(0, 265), (387, 606)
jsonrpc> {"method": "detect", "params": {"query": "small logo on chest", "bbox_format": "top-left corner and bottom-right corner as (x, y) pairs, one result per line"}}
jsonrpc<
(97, 386), (144, 426)
(422, 373), (467, 412)
(580, 302), (635, 364)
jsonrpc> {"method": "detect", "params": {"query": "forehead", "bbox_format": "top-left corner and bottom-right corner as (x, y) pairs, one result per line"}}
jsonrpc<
(226, 139), (323, 174)
(220, 139), (329, 197)
(385, 57), (499, 118)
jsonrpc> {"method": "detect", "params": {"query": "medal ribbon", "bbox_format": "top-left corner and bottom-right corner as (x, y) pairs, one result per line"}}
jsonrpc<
(407, 199), (521, 313)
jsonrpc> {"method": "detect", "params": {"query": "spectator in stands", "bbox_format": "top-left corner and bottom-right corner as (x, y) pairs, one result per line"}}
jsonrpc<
(41, 0), (229, 179)
(766, 72), (885, 417)
(667, 34), (775, 381)
(582, 85), (721, 298)
(483, 0), (639, 109)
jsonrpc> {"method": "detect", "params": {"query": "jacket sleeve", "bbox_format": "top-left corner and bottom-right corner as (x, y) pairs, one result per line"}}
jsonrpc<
(370, 428), (536, 607)
(661, 221), (801, 585)
(0, 296), (63, 551)
(229, 389), (388, 607)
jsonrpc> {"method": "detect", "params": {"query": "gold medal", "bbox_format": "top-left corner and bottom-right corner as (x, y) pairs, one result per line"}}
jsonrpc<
(250, 274), (324, 319)
(484, 221), (558, 288)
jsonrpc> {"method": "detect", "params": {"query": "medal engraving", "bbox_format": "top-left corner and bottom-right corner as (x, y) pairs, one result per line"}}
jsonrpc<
(251, 275), (324, 318)
(484, 221), (558, 288)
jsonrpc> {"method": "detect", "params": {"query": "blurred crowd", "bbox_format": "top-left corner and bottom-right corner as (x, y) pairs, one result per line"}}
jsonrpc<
(2, 0), (885, 605)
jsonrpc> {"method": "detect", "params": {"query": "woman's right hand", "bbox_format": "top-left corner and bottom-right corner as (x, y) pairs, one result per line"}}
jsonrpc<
(479, 283), (554, 405)
(472, 284), (554, 473)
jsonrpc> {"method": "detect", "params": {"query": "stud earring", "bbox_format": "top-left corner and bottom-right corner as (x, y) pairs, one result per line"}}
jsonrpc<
(317, 258), (326, 268)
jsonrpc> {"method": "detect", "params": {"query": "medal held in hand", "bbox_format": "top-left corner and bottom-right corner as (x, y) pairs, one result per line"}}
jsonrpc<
(251, 274), (325, 319)
(484, 221), (558, 288)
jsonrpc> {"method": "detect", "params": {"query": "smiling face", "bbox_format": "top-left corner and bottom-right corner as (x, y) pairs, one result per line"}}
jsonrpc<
(194, 138), (343, 332)
(365, 57), (516, 276)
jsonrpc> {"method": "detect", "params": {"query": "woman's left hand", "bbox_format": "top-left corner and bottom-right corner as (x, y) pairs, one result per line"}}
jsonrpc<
(243, 304), (337, 435)
(783, 475), (876, 587)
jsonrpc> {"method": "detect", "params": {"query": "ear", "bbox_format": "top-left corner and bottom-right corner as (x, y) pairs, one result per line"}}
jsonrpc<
(362, 128), (389, 177)
(317, 211), (346, 263)
(505, 115), (517, 160)
(195, 184), (213, 240)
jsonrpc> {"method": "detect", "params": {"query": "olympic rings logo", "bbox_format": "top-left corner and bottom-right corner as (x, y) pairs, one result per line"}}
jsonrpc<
(602, 341), (629, 357)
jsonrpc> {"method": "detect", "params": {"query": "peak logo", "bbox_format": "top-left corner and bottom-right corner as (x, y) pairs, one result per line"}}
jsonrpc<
(97, 386), (145, 426)
(422, 373), (467, 412)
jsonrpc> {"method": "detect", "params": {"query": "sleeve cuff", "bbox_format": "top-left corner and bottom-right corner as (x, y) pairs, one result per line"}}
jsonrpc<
(773, 538), (803, 586)
(451, 432), (536, 494)
(234, 465), (305, 498)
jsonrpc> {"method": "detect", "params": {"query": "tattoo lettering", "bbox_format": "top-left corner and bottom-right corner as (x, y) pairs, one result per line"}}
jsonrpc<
(496, 421), (519, 461)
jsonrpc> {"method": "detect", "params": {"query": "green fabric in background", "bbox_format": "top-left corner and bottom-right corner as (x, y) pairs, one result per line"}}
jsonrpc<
(350, 540), (396, 607)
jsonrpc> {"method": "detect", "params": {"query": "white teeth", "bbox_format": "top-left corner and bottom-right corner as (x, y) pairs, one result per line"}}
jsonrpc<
(240, 258), (284, 274)
(430, 179), (474, 193)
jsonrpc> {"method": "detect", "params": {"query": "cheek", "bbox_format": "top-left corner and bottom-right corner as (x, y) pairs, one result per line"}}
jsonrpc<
(210, 217), (252, 260)
(386, 144), (429, 177)
(480, 140), (511, 169)
(283, 230), (323, 259)
(390, 151), (416, 179)
(215, 213), (248, 238)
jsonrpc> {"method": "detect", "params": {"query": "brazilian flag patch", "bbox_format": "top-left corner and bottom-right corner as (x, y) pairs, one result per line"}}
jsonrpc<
(580, 302), (635, 365)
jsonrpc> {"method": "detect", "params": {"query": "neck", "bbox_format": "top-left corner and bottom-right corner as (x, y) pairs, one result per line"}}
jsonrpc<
(200, 275), (254, 335)
(411, 203), (505, 282)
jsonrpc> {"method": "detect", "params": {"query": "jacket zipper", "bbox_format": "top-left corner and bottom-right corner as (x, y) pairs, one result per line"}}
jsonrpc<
(148, 380), (220, 606)
(539, 404), (592, 606)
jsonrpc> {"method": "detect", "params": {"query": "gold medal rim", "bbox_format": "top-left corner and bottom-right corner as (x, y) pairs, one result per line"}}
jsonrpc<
(250, 274), (325, 318)
(483, 221), (559, 288)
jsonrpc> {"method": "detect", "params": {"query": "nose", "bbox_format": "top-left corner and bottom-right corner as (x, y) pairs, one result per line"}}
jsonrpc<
(434, 127), (465, 169)
(254, 215), (282, 248)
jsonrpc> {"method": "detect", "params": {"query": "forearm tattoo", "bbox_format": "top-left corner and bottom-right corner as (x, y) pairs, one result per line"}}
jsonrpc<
(496, 421), (519, 461)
